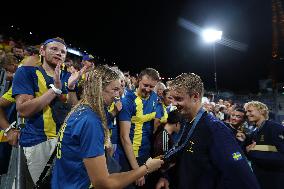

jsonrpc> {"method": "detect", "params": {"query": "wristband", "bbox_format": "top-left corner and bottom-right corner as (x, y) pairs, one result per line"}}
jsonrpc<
(4, 121), (16, 136)
(143, 163), (149, 175)
(49, 84), (62, 95)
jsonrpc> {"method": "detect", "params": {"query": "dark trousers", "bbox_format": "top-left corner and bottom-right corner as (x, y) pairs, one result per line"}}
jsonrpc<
(119, 152), (152, 189)
(253, 164), (284, 189)
(0, 142), (12, 175)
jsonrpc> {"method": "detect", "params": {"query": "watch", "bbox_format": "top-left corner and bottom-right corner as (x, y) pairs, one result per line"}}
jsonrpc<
(4, 121), (17, 136)
(49, 84), (62, 95)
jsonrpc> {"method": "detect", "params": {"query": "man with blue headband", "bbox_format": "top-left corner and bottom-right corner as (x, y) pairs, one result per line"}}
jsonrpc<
(12, 37), (80, 185)
(82, 54), (95, 69)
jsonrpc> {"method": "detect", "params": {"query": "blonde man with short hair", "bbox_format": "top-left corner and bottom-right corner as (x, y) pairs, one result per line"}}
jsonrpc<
(156, 73), (260, 189)
(245, 101), (284, 189)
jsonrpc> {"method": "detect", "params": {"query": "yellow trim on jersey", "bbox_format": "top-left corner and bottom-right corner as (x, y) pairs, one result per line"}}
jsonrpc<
(56, 122), (67, 159)
(251, 145), (278, 152)
(35, 70), (57, 138)
(131, 97), (156, 157)
(160, 103), (168, 124)
(0, 130), (8, 142)
(2, 87), (15, 103)
(18, 56), (42, 67)
(109, 102), (115, 113)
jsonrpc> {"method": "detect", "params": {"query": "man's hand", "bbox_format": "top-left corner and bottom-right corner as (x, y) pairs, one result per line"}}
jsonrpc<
(236, 131), (246, 142)
(246, 141), (256, 153)
(156, 177), (169, 189)
(135, 176), (145, 187)
(68, 65), (87, 89)
(54, 62), (62, 89)
(6, 129), (20, 146)
(114, 100), (123, 112)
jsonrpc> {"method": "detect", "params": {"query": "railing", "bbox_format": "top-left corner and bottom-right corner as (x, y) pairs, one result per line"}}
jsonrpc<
(0, 114), (26, 189)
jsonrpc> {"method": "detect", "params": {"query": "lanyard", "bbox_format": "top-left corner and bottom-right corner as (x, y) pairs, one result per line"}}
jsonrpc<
(163, 108), (205, 160)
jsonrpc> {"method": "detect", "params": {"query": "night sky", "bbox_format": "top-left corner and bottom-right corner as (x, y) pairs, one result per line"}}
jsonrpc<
(2, 0), (274, 93)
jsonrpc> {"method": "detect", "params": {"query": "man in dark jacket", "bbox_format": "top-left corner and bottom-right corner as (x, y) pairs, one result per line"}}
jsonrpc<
(245, 101), (284, 189)
(156, 73), (260, 189)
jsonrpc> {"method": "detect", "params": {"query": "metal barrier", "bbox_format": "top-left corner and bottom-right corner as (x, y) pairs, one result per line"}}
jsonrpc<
(0, 68), (7, 96)
(0, 114), (26, 189)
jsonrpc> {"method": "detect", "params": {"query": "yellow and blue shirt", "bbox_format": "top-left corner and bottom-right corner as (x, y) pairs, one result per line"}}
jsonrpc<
(119, 90), (159, 157)
(52, 105), (105, 189)
(156, 102), (172, 124)
(0, 87), (18, 142)
(12, 66), (71, 147)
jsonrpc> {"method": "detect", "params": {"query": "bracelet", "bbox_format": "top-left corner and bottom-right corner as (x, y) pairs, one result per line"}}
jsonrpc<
(143, 163), (149, 175)
(67, 87), (76, 92)
(49, 84), (62, 95)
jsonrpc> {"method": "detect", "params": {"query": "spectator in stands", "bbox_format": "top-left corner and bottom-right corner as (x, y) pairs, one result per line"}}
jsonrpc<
(130, 75), (139, 90)
(214, 105), (225, 120)
(12, 37), (79, 184)
(124, 71), (132, 89)
(224, 108), (247, 147)
(154, 81), (166, 99)
(2, 39), (15, 53)
(51, 65), (163, 189)
(82, 54), (95, 70)
(77, 54), (95, 89)
(0, 90), (18, 146)
(156, 73), (260, 189)
(245, 101), (284, 189)
(107, 67), (125, 159)
(228, 108), (246, 132)
(218, 98), (224, 105)
(119, 68), (160, 188)
(154, 89), (175, 133)
(0, 52), (42, 180)
(151, 110), (182, 188)
(0, 49), (5, 64)
(12, 44), (24, 63)
(153, 110), (182, 157)
(0, 91), (18, 175)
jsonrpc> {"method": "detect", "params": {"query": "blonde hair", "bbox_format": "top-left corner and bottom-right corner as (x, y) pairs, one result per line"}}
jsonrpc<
(65, 65), (119, 147)
(169, 73), (204, 97)
(154, 82), (166, 93)
(111, 66), (125, 81)
(244, 101), (269, 120)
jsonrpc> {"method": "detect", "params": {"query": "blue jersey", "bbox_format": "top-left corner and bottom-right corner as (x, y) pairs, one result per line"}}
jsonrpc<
(52, 105), (105, 189)
(155, 102), (168, 124)
(110, 91), (129, 144)
(155, 103), (176, 124)
(119, 90), (159, 157)
(12, 66), (70, 147)
(108, 101), (121, 145)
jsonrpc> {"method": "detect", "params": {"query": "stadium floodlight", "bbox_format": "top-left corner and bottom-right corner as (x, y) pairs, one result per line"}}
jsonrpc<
(202, 28), (222, 43)
(202, 28), (222, 93)
(67, 48), (82, 56)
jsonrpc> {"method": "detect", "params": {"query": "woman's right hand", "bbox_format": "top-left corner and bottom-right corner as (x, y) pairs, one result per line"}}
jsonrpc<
(145, 157), (164, 173)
